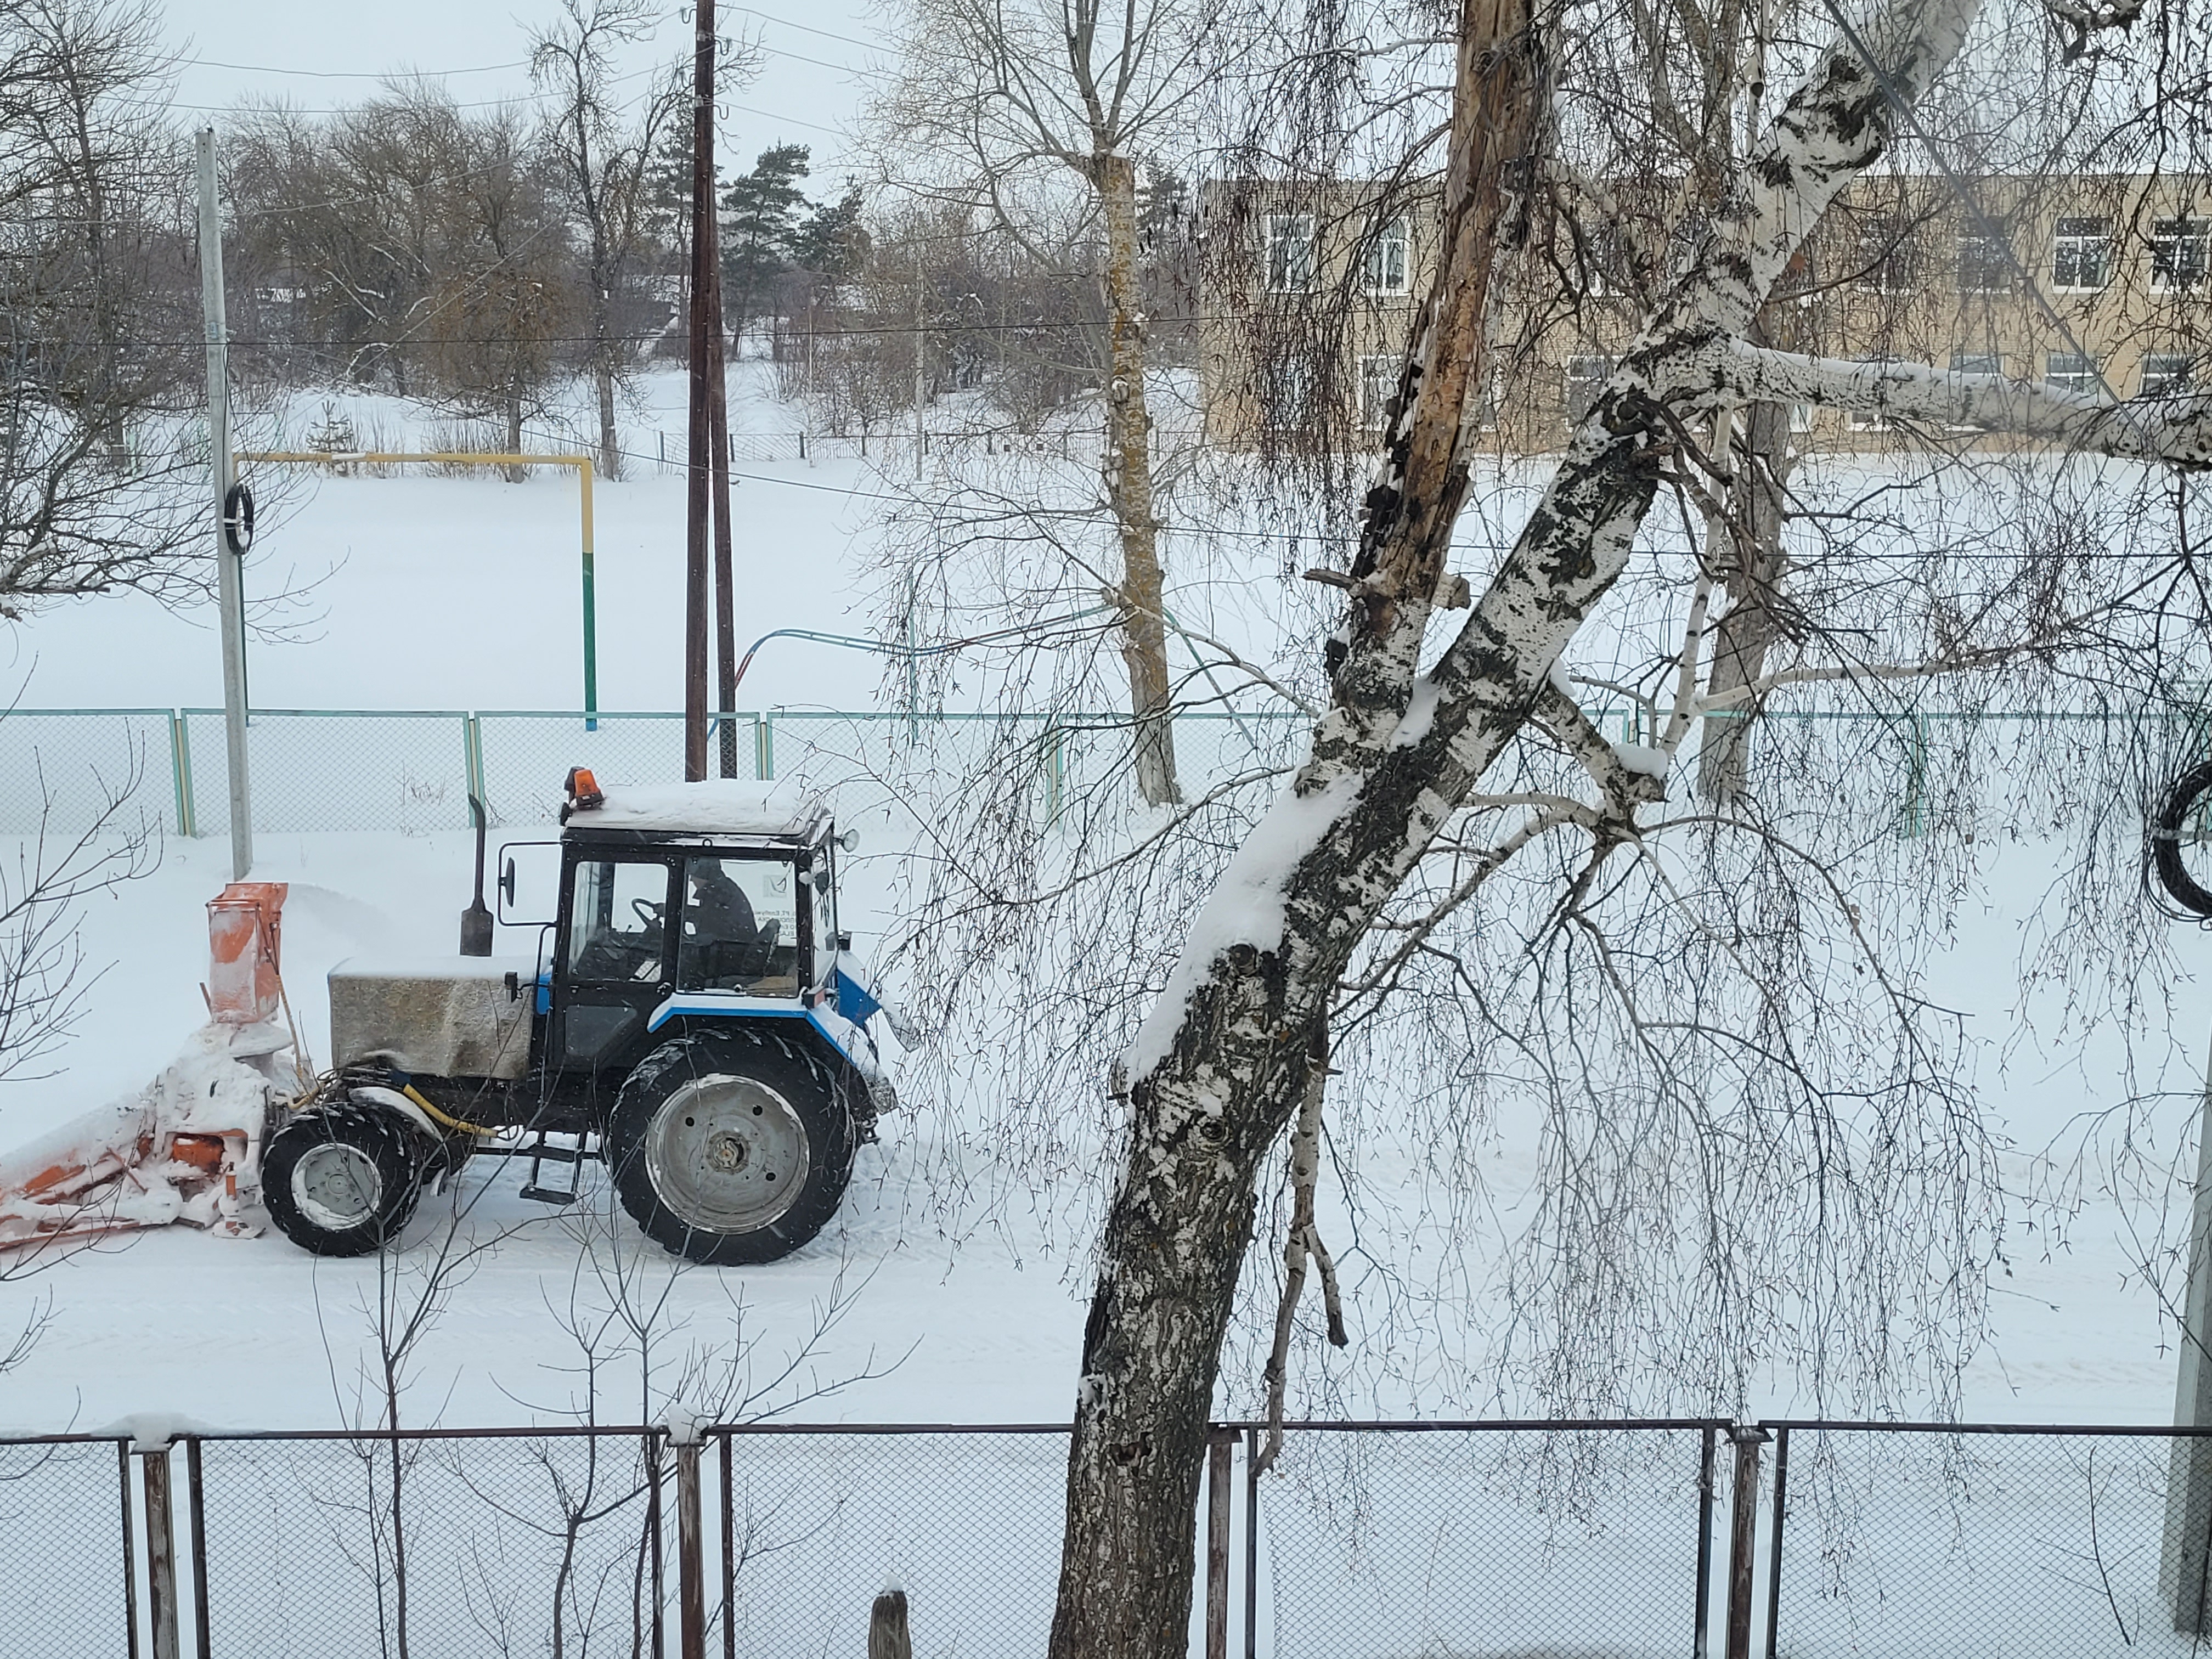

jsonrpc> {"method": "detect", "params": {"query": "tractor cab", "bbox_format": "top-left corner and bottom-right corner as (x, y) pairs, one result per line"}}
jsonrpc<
(545, 771), (862, 1088)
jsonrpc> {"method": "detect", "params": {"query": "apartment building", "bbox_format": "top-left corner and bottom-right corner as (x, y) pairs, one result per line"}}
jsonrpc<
(1199, 174), (2209, 453)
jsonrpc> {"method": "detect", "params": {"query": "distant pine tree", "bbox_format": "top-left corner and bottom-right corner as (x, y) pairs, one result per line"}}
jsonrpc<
(792, 185), (867, 282)
(719, 144), (812, 335)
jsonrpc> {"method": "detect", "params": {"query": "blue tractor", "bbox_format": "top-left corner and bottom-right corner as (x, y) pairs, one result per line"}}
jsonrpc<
(262, 771), (891, 1265)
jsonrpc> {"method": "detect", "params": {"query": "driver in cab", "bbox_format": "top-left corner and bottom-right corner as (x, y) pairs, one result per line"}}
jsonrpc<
(686, 860), (758, 949)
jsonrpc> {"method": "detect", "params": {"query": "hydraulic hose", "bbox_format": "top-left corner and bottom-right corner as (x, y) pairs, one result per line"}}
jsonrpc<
(397, 1081), (498, 1139)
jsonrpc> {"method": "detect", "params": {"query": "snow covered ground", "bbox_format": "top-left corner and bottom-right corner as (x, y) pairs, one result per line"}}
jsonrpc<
(0, 367), (2207, 1438)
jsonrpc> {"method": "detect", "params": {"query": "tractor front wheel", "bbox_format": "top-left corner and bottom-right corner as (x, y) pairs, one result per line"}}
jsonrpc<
(605, 1035), (857, 1265)
(263, 1100), (428, 1257)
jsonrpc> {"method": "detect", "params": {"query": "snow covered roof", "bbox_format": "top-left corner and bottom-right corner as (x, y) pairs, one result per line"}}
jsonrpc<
(562, 778), (828, 840)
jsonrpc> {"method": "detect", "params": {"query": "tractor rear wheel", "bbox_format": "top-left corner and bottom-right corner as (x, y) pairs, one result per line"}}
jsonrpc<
(605, 1035), (857, 1265)
(263, 1100), (428, 1257)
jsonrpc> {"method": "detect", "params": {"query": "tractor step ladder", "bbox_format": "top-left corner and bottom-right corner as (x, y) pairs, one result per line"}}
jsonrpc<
(518, 1130), (592, 1205)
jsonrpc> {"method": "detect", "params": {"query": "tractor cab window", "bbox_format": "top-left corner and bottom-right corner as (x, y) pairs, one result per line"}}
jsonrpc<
(567, 859), (673, 982)
(678, 856), (800, 995)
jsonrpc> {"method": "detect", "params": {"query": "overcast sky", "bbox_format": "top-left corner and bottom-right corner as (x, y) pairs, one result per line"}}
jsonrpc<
(159, 0), (881, 188)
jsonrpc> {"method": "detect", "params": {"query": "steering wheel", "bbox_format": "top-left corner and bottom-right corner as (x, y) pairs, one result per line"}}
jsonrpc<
(630, 896), (665, 929)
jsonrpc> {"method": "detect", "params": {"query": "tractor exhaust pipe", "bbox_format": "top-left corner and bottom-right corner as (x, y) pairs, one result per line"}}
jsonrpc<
(461, 793), (494, 956)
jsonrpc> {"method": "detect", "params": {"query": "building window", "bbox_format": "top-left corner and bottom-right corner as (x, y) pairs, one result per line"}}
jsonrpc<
(2151, 218), (2210, 292)
(1788, 403), (1815, 433)
(1362, 217), (1409, 295)
(1956, 228), (2011, 292)
(1262, 213), (1316, 293)
(1357, 355), (1398, 428)
(1855, 218), (1917, 294)
(2045, 351), (2099, 394)
(2140, 352), (2196, 397)
(2052, 216), (2113, 291)
(1563, 355), (1612, 423)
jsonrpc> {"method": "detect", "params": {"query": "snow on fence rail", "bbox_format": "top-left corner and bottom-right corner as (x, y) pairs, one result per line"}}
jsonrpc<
(0, 703), (2175, 844)
(8, 1417), (2210, 1658)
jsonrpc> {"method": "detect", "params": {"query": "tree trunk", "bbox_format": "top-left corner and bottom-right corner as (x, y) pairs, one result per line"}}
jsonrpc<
(1696, 394), (1792, 800)
(506, 382), (526, 484)
(596, 360), (621, 483)
(1046, 0), (1982, 1649)
(1096, 153), (1181, 808)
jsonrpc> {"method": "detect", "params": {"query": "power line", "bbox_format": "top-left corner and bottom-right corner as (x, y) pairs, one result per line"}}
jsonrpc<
(184, 55), (532, 80)
(725, 5), (881, 53)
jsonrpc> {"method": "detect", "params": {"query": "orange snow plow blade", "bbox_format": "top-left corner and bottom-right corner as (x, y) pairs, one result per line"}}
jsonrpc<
(0, 883), (297, 1253)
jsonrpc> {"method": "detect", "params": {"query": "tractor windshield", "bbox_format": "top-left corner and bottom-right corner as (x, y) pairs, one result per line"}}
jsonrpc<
(677, 855), (800, 996)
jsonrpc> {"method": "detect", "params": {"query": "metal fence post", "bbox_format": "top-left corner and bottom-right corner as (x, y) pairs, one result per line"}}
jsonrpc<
(719, 1431), (736, 1659)
(1044, 725), (1065, 824)
(1244, 1425), (1260, 1659)
(1695, 1424), (1717, 1659)
(140, 1443), (180, 1659)
(647, 1431), (667, 1659)
(168, 712), (196, 838)
(1724, 1426), (1770, 1659)
(462, 713), (487, 821)
(1762, 1426), (1790, 1659)
(1206, 1428), (1234, 1659)
(754, 715), (774, 781)
(675, 1427), (706, 1659)
(117, 1440), (140, 1659)
(1901, 712), (1928, 838)
(186, 1437), (210, 1659)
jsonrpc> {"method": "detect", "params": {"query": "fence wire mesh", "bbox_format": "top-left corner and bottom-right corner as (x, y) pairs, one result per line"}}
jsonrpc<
(0, 701), (2176, 843)
(1263, 1423), (1718, 1659)
(0, 1436), (132, 1659)
(190, 1428), (667, 1659)
(1764, 1424), (2212, 1659)
(183, 709), (474, 838)
(712, 1426), (1070, 1659)
(0, 710), (178, 836)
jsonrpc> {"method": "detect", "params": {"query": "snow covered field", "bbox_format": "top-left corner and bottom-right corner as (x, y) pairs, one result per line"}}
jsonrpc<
(0, 368), (2206, 1443)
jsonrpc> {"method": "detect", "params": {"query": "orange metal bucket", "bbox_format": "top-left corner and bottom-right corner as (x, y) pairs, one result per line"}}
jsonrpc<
(206, 881), (288, 1025)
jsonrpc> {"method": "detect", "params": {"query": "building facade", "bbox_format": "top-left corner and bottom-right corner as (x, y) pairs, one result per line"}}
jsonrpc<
(1200, 174), (2209, 454)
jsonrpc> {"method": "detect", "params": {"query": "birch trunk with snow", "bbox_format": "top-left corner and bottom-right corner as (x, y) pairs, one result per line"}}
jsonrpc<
(1041, 0), (2131, 1647)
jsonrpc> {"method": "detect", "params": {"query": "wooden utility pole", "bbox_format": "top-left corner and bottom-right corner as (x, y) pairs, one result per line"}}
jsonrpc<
(682, 0), (718, 781)
(196, 128), (252, 877)
(706, 213), (740, 778)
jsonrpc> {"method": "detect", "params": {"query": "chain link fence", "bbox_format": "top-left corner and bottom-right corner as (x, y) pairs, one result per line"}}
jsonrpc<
(0, 1434), (134, 1658)
(190, 1427), (669, 1659)
(1761, 1422), (2212, 1659)
(23, 1418), (2212, 1656)
(0, 705), (1327, 839)
(1263, 1421), (1720, 1659)
(714, 1425), (1071, 1659)
(0, 697), (2177, 845)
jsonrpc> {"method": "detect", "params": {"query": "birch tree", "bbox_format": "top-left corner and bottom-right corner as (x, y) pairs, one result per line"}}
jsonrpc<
(1043, 0), (2198, 1649)
(871, 0), (1224, 804)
